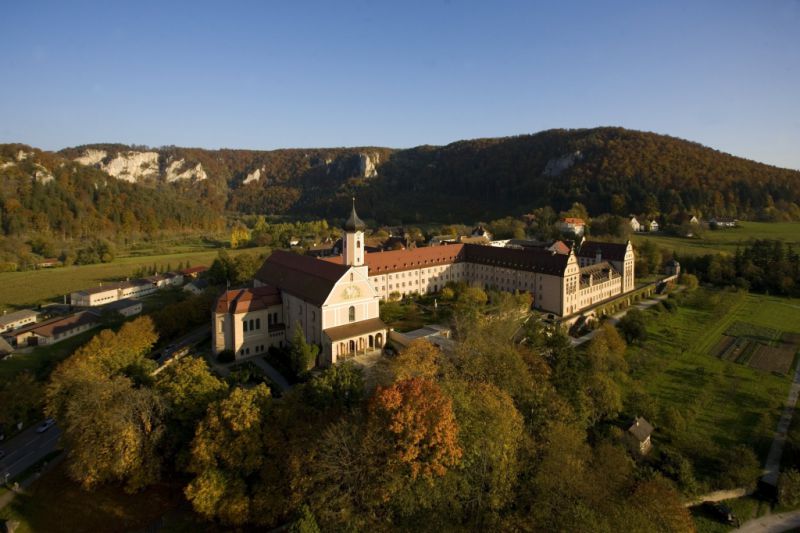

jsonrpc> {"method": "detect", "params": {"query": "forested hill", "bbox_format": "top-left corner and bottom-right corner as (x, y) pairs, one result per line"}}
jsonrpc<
(0, 144), (223, 240)
(352, 127), (800, 223)
(57, 128), (800, 225)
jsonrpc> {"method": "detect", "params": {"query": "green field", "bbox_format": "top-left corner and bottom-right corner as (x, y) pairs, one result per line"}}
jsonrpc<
(0, 245), (270, 310)
(626, 289), (800, 484)
(632, 221), (800, 256)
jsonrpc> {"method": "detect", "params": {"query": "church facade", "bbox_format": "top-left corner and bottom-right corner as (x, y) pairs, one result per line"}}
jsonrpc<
(212, 203), (635, 366)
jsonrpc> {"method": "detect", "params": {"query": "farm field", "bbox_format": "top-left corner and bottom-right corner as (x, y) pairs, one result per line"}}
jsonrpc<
(0, 245), (270, 310)
(632, 221), (800, 256)
(626, 288), (800, 484)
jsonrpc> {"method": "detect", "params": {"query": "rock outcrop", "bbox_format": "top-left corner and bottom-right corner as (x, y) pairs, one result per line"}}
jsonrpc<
(542, 151), (583, 177)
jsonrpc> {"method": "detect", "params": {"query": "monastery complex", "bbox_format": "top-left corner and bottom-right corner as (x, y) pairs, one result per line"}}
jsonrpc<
(213, 203), (636, 366)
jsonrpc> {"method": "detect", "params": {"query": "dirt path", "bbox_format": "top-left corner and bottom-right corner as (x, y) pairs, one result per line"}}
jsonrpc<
(734, 509), (800, 532)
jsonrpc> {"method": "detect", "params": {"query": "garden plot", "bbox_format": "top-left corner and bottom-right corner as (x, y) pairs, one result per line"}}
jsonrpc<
(711, 322), (799, 375)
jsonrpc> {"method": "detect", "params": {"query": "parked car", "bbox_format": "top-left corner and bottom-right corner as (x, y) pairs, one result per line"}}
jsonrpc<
(36, 418), (56, 433)
(701, 502), (739, 526)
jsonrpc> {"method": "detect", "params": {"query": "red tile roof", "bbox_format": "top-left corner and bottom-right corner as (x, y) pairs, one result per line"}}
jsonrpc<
(180, 266), (208, 275)
(324, 243), (570, 276)
(561, 217), (586, 225)
(323, 244), (467, 275)
(215, 285), (282, 314)
(9, 311), (98, 339)
(256, 251), (349, 306)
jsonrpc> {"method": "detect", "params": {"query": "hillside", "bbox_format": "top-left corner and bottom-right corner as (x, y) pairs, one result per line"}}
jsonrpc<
(57, 128), (800, 224)
(0, 145), (224, 267)
(358, 128), (800, 223)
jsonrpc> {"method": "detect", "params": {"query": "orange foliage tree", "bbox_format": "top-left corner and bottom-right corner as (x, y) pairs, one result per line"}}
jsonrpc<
(368, 377), (462, 481)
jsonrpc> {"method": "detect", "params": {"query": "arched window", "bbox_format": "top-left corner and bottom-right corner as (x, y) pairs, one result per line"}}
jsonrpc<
(357, 240), (361, 249)
(349, 305), (355, 322)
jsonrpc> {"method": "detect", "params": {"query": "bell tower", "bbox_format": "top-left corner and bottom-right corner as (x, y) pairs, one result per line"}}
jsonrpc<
(343, 198), (365, 266)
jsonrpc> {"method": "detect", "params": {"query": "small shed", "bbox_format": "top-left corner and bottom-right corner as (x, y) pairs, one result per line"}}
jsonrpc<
(627, 416), (654, 455)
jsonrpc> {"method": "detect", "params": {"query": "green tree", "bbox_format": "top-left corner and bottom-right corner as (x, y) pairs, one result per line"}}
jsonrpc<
(304, 362), (364, 410)
(289, 324), (319, 377)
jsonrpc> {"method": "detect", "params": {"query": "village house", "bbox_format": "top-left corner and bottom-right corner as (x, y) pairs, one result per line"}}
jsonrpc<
(627, 416), (654, 455)
(710, 216), (738, 228)
(179, 265), (208, 279)
(0, 309), (39, 333)
(557, 217), (586, 237)
(471, 225), (493, 241)
(184, 278), (209, 295)
(70, 284), (122, 307)
(3, 311), (99, 347)
(646, 219), (659, 232)
(95, 299), (142, 318)
(214, 203), (637, 367)
(629, 216), (643, 232)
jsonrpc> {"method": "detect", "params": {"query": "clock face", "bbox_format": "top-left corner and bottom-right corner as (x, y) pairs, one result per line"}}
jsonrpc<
(343, 285), (362, 300)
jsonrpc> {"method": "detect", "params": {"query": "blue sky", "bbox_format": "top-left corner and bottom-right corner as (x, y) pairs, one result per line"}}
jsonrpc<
(1, 1), (798, 169)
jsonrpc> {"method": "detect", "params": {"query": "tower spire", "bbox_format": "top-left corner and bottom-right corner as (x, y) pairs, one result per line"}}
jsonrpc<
(344, 197), (366, 232)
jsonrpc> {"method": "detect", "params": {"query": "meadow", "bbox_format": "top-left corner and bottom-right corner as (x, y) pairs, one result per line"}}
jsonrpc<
(0, 245), (270, 311)
(631, 221), (800, 257)
(626, 288), (800, 485)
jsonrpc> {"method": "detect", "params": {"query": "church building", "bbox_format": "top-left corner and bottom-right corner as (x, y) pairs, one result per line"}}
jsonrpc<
(213, 203), (388, 366)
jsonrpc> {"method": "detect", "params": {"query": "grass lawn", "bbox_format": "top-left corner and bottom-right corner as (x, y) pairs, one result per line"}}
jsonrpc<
(0, 462), (214, 533)
(626, 288), (800, 485)
(0, 245), (270, 310)
(632, 221), (800, 257)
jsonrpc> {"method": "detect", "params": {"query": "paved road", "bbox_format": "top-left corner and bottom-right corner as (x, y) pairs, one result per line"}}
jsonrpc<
(734, 510), (800, 533)
(249, 357), (291, 392)
(0, 421), (61, 483)
(761, 353), (800, 487)
(153, 324), (211, 365)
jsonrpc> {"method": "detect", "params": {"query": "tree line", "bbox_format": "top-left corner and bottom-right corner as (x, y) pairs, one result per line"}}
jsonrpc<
(680, 239), (800, 296)
(42, 295), (705, 531)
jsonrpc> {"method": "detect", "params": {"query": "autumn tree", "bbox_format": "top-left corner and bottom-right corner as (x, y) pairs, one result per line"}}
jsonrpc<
(156, 357), (228, 466)
(368, 377), (462, 482)
(45, 316), (163, 492)
(185, 384), (274, 526)
(391, 339), (443, 380)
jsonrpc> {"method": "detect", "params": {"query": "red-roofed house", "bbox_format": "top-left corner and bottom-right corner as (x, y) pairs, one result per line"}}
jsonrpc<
(557, 217), (586, 237)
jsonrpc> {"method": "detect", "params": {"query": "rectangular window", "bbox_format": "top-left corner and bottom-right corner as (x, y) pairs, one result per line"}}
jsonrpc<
(255, 318), (260, 330)
(243, 320), (248, 332)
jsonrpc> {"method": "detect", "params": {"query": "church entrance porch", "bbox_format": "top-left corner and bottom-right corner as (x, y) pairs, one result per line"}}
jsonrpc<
(324, 317), (389, 365)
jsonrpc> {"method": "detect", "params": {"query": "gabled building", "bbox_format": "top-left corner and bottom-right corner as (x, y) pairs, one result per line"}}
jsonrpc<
(214, 202), (388, 366)
(627, 416), (654, 455)
(629, 216), (643, 232)
(557, 217), (586, 237)
(0, 309), (39, 333)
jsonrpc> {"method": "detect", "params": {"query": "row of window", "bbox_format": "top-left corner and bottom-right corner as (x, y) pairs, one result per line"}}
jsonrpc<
(243, 318), (261, 332)
(239, 344), (267, 356)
